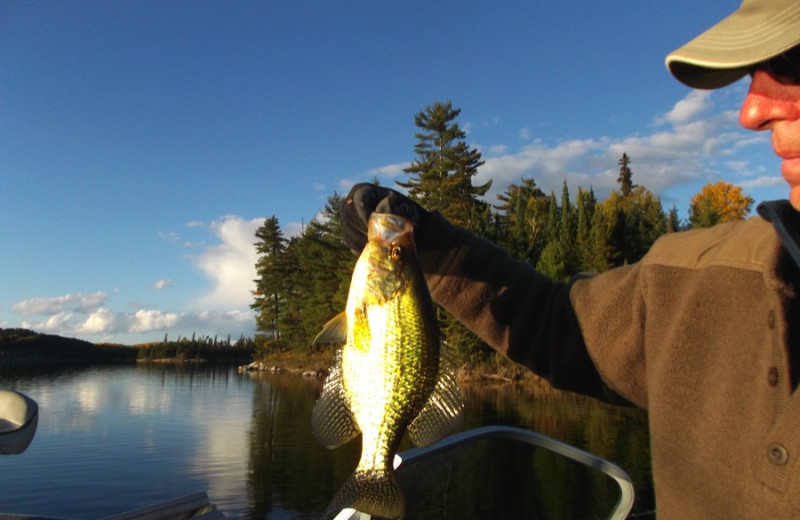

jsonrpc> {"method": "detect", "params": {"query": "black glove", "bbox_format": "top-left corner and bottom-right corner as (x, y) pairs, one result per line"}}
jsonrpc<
(341, 183), (429, 252)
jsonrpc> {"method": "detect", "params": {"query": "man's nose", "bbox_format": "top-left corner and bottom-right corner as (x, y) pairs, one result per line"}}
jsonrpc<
(739, 69), (798, 131)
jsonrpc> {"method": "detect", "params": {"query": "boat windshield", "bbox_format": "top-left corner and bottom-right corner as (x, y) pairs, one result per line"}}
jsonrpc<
(336, 426), (635, 520)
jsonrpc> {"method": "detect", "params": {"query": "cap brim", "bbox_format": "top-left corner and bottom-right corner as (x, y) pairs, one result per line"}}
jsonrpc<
(666, 0), (800, 89)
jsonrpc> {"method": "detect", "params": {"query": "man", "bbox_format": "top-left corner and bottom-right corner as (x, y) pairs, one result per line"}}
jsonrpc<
(342, 0), (800, 518)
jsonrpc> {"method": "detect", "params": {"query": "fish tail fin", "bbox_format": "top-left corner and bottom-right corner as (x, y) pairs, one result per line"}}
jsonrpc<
(322, 468), (404, 520)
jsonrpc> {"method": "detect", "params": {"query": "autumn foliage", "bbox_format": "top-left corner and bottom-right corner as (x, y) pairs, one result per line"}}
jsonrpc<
(688, 181), (755, 228)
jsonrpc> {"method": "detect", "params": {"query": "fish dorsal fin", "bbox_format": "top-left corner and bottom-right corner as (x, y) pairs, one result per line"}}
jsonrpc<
(407, 346), (464, 447)
(312, 311), (348, 346)
(311, 353), (360, 449)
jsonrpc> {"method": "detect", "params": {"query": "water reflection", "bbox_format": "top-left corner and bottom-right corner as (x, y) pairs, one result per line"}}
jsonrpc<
(0, 366), (652, 519)
(459, 383), (653, 501)
(393, 434), (627, 520)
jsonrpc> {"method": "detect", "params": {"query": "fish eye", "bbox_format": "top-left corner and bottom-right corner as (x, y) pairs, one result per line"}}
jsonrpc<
(390, 245), (404, 261)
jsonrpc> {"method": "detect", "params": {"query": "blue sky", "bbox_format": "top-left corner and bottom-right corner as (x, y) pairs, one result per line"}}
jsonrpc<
(1, 1), (787, 344)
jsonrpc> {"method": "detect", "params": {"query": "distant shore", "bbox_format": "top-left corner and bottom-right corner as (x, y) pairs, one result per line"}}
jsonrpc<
(0, 328), (253, 370)
(240, 349), (546, 387)
(1, 327), (545, 387)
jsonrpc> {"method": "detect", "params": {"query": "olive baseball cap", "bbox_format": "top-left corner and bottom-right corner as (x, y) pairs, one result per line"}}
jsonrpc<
(666, 0), (800, 89)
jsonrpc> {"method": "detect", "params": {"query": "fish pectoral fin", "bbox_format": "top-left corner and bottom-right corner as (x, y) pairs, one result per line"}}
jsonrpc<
(407, 348), (465, 447)
(311, 358), (360, 449)
(312, 311), (348, 346)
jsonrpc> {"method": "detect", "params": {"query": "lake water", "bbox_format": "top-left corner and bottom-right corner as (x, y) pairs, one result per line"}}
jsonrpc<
(0, 365), (653, 519)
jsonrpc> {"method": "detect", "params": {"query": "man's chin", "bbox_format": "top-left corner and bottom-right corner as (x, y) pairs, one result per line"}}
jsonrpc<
(790, 187), (800, 211)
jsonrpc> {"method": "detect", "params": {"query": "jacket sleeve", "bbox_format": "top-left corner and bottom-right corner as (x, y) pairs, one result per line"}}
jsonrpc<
(416, 211), (630, 404)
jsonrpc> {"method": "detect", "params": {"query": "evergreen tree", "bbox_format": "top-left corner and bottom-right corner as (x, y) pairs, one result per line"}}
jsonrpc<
(276, 236), (307, 349)
(399, 100), (491, 229)
(290, 194), (354, 352)
(251, 216), (287, 350)
(495, 178), (547, 264)
(601, 154), (666, 265)
(575, 188), (597, 271)
(558, 180), (578, 275)
(667, 205), (683, 232)
(617, 152), (637, 196)
(536, 190), (565, 279)
(601, 186), (666, 265)
(544, 191), (559, 243)
(586, 207), (615, 272)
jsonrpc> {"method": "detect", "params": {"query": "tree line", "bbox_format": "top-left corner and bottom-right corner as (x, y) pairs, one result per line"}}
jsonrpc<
(0, 328), (256, 367)
(135, 333), (255, 362)
(251, 101), (754, 363)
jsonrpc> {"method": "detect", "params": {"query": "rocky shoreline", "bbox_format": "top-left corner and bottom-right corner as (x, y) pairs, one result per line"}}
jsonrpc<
(238, 360), (329, 379)
(237, 358), (544, 387)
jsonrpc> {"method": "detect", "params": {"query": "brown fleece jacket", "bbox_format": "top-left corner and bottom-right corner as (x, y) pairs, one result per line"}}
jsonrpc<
(416, 211), (799, 519)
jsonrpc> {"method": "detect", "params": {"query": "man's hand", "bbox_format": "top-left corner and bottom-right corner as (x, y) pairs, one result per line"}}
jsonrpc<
(341, 183), (428, 252)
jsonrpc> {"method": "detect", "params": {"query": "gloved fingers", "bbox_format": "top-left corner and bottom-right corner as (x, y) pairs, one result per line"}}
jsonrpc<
(341, 183), (425, 253)
(350, 183), (386, 225)
(342, 195), (369, 252)
(375, 192), (420, 228)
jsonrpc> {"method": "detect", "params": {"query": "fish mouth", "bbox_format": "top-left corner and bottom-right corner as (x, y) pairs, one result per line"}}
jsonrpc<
(367, 213), (413, 245)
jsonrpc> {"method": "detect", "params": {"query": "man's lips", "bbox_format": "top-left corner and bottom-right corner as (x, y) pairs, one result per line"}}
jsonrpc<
(779, 155), (800, 184)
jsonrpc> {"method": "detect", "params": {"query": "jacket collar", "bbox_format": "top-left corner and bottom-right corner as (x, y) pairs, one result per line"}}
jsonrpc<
(758, 200), (800, 270)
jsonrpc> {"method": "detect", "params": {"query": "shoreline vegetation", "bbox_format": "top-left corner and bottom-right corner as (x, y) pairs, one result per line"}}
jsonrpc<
(0, 328), (253, 369)
(239, 348), (543, 385)
(0, 327), (548, 388)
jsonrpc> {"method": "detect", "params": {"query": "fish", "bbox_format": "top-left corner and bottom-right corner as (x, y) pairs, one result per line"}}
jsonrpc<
(311, 212), (464, 520)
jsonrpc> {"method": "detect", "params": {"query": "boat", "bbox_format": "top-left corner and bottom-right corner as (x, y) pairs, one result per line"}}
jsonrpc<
(333, 425), (636, 520)
(0, 492), (224, 520)
(0, 389), (39, 455)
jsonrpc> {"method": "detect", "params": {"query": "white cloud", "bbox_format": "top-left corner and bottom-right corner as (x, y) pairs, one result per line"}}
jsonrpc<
(488, 144), (508, 156)
(19, 306), (255, 342)
(128, 309), (180, 333)
(20, 312), (75, 333)
(79, 308), (118, 334)
(12, 291), (107, 316)
(190, 215), (262, 309)
(741, 176), (786, 188)
(659, 89), (712, 125)
(152, 279), (171, 290)
(337, 163), (412, 197)
(364, 161), (412, 180)
(284, 221), (305, 238)
(472, 89), (760, 203)
(13, 214), (263, 343)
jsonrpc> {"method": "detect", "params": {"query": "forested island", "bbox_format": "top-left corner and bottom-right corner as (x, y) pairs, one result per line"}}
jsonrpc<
(0, 328), (255, 370)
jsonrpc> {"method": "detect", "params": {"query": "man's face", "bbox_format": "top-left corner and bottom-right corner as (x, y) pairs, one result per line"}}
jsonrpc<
(740, 68), (800, 210)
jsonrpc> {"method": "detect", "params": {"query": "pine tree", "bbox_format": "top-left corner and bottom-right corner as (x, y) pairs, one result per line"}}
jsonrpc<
(289, 194), (354, 351)
(602, 154), (666, 265)
(399, 101), (491, 229)
(617, 152), (637, 197)
(251, 216), (288, 350)
(575, 188), (597, 271)
(558, 180), (578, 275)
(601, 187), (666, 265)
(495, 177), (547, 264)
(667, 205), (683, 232)
(544, 191), (559, 243)
(587, 208), (615, 272)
